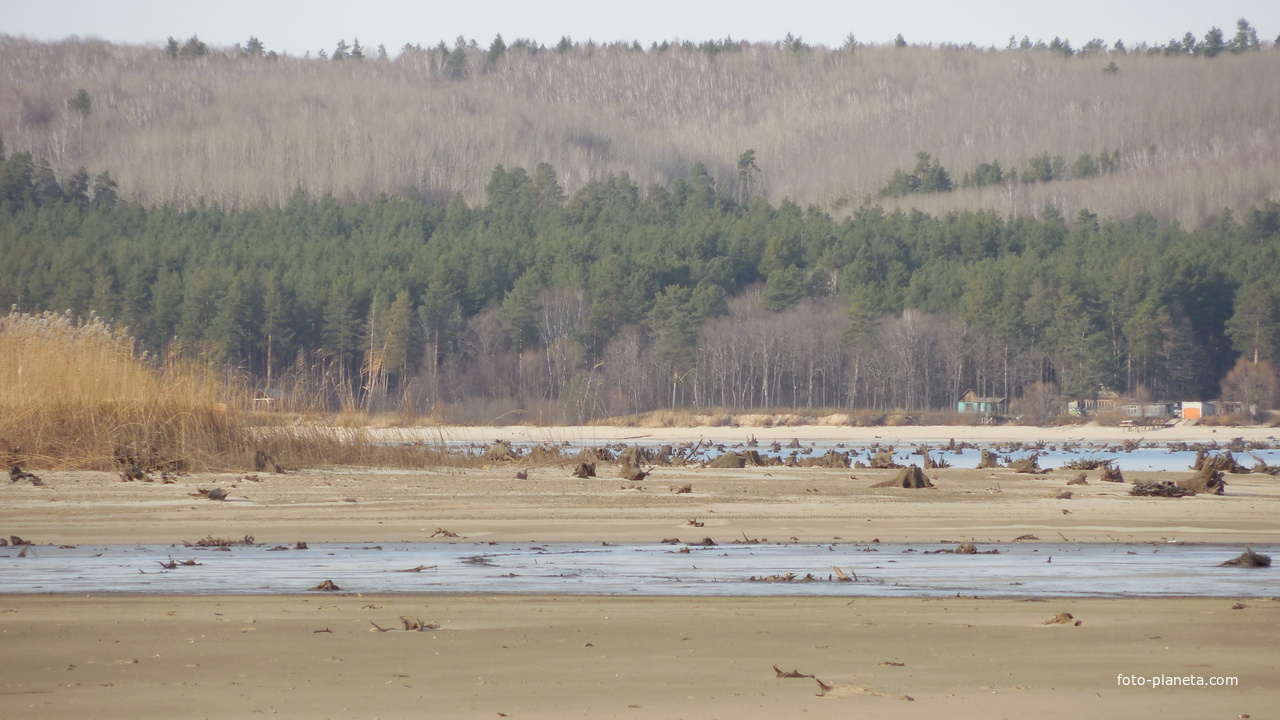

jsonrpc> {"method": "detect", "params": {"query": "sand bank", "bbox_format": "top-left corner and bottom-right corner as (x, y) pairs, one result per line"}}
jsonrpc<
(1, 594), (1276, 720)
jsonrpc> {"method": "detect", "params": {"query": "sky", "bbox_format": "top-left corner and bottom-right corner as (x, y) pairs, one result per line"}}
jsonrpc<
(3, 0), (1278, 56)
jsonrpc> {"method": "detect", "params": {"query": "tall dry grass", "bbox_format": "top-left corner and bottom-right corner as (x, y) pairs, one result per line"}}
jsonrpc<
(0, 310), (485, 469)
(0, 310), (242, 469)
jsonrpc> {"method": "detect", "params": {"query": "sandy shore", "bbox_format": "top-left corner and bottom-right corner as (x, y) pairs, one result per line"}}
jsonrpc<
(2, 595), (1276, 720)
(2, 424), (1277, 718)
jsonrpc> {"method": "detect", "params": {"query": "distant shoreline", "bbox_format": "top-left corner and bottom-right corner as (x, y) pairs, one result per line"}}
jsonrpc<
(370, 422), (1279, 446)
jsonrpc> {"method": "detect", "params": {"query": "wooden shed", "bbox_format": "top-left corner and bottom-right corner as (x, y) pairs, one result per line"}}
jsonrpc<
(957, 389), (1007, 416)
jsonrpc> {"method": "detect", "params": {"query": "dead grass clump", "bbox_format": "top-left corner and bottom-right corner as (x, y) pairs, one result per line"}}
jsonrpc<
(0, 311), (243, 470)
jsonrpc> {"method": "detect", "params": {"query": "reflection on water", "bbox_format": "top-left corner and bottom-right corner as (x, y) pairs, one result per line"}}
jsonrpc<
(2, 542), (1275, 598)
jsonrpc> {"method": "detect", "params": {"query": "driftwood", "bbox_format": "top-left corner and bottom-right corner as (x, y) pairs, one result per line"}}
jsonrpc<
(193, 487), (228, 501)
(9, 464), (44, 485)
(483, 441), (516, 462)
(1042, 612), (1082, 626)
(619, 464), (651, 482)
(1220, 547), (1272, 567)
(429, 528), (460, 538)
(1130, 481), (1190, 497)
(253, 450), (284, 474)
(672, 484), (693, 494)
(774, 664), (814, 678)
(831, 566), (855, 582)
(1100, 466), (1125, 483)
(977, 449), (1002, 469)
(1066, 473), (1089, 485)
(870, 465), (933, 489)
(1011, 455), (1050, 474)
(800, 450), (850, 468)
(870, 450), (903, 469)
(310, 580), (340, 591)
(708, 451), (746, 469)
(571, 461), (597, 478)
(1180, 465), (1227, 495)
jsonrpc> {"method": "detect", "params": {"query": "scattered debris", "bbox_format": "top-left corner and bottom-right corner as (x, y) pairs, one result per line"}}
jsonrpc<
(1067, 473), (1089, 485)
(8, 535), (31, 546)
(815, 677), (834, 696)
(1062, 458), (1113, 471)
(1013, 534), (1040, 541)
(310, 580), (340, 591)
(572, 461), (597, 478)
(926, 543), (999, 555)
(515, 470), (528, 480)
(831, 566), (855, 582)
(192, 487), (228, 501)
(1053, 489), (1073, 500)
(157, 556), (201, 569)
(185, 534), (256, 547)
(773, 665), (814, 679)
(120, 464), (149, 482)
(687, 518), (704, 527)
(429, 528), (460, 538)
(1041, 612), (1082, 626)
(1220, 548), (1271, 568)
(672, 484), (693, 494)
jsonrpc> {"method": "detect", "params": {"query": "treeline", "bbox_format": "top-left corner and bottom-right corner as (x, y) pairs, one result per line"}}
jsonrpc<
(2, 147), (1278, 420)
(2, 29), (1278, 227)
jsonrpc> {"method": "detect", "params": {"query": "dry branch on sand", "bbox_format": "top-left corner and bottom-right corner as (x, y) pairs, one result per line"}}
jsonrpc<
(1042, 612), (1082, 626)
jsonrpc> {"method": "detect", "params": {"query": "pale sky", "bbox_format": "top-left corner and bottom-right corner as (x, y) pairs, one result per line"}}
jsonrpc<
(2, 0), (1277, 56)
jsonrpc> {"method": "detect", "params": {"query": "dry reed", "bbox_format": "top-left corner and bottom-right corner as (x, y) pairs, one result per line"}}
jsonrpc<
(0, 310), (240, 469)
(0, 310), (473, 470)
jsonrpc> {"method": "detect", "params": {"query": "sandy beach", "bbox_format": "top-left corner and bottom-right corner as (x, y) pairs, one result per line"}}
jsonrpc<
(2, 423), (1278, 719)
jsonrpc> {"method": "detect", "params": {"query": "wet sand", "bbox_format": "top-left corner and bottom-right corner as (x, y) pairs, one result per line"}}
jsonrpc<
(2, 423), (1278, 718)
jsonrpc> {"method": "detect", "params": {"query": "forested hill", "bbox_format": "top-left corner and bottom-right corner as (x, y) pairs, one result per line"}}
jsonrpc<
(2, 149), (1277, 420)
(1, 24), (1279, 226)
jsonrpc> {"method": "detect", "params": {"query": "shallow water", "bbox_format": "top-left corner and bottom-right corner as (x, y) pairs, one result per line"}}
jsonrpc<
(441, 438), (1280, 473)
(2, 542), (1274, 598)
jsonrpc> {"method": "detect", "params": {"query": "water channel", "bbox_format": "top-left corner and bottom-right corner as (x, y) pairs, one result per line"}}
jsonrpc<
(3, 542), (1274, 598)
